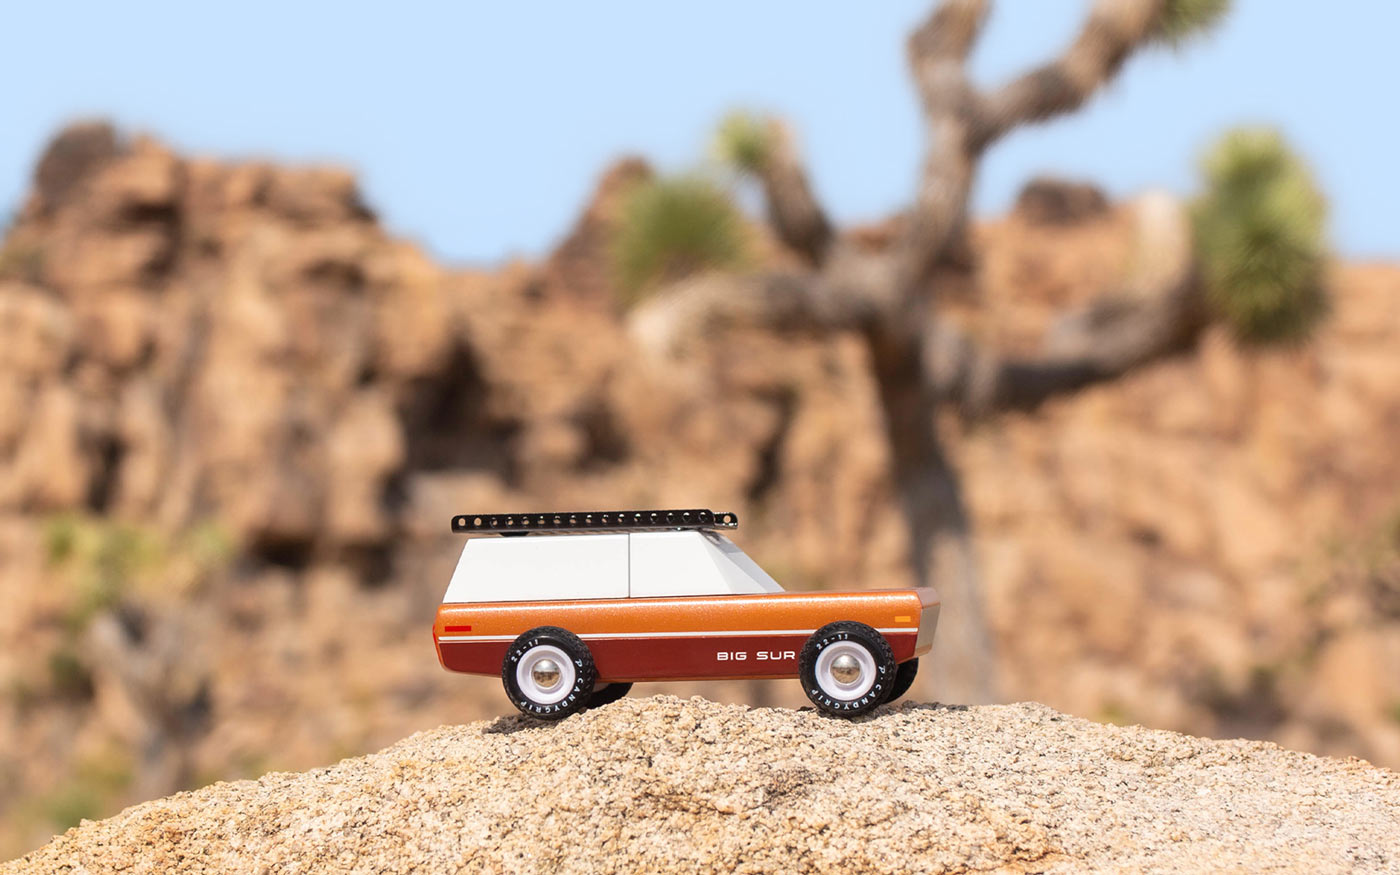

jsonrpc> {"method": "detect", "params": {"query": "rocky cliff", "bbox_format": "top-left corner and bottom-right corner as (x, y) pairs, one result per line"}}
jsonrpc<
(1, 123), (1398, 856)
(6, 697), (1398, 874)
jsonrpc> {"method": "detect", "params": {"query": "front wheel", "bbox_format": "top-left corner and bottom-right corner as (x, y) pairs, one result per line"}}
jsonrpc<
(799, 621), (895, 717)
(502, 626), (596, 720)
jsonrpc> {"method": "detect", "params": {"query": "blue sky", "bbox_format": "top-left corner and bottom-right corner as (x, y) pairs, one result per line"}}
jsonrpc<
(3, 1), (1396, 263)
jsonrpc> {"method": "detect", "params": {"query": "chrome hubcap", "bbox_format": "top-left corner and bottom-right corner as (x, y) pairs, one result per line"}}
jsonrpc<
(816, 641), (878, 699)
(531, 659), (562, 690)
(830, 653), (862, 685)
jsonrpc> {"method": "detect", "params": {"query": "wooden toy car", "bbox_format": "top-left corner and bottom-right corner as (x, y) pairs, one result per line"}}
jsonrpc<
(433, 509), (938, 719)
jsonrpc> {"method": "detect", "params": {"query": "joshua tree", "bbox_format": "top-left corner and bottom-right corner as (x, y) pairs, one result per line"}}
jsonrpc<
(628, 0), (1327, 702)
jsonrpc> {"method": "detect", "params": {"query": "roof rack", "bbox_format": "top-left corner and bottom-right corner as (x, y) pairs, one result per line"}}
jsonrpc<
(451, 508), (738, 535)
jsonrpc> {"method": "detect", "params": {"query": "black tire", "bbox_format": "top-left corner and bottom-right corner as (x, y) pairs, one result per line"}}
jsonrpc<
(883, 658), (919, 704)
(586, 682), (633, 709)
(502, 626), (596, 720)
(799, 621), (895, 717)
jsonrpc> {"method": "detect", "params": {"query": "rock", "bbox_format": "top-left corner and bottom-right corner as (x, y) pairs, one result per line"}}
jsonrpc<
(86, 138), (181, 228)
(73, 287), (153, 370)
(546, 156), (653, 301)
(263, 167), (373, 226)
(6, 697), (1398, 874)
(325, 391), (405, 546)
(8, 385), (89, 510)
(0, 284), (72, 381)
(1014, 177), (1109, 226)
(29, 121), (121, 216)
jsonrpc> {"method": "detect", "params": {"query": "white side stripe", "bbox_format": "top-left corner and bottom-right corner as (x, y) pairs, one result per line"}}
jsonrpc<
(437, 627), (915, 644)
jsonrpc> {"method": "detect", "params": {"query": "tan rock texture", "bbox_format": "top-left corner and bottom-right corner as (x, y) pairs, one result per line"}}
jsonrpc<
(7, 697), (1399, 874)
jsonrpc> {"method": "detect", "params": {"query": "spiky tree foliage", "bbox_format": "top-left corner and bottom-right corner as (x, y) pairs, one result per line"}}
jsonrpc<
(1157, 0), (1231, 45)
(1194, 128), (1328, 344)
(611, 175), (749, 304)
(628, 0), (1238, 703)
(714, 111), (776, 174)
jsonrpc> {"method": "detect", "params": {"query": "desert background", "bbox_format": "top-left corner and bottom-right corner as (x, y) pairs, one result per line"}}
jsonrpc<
(2, 0), (1398, 862)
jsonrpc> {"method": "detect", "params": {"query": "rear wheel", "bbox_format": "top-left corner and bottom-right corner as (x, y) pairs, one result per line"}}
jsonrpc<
(502, 626), (596, 720)
(586, 682), (633, 709)
(883, 658), (919, 704)
(799, 621), (895, 717)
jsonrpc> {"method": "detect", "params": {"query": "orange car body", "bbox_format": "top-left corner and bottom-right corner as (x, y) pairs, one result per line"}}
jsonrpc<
(434, 587), (940, 683)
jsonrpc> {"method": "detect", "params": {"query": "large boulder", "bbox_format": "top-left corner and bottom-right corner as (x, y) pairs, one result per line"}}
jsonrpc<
(6, 698), (1398, 873)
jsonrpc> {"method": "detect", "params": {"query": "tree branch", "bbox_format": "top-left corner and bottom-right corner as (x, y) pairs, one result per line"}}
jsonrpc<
(890, 123), (978, 302)
(628, 268), (872, 358)
(627, 237), (925, 358)
(907, 0), (990, 107)
(891, 0), (990, 304)
(925, 190), (1205, 416)
(756, 123), (834, 266)
(971, 0), (1166, 149)
(991, 281), (1204, 412)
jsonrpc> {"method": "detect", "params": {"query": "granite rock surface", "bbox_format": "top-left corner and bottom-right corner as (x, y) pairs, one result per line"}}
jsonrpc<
(7, 696), (1398, 874)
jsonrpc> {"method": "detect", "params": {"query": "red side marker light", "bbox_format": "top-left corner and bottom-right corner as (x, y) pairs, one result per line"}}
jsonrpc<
(445, 625), (471, 633)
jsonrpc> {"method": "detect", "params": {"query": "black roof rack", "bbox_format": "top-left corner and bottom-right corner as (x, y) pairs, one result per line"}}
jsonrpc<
(451, 508), (738, 535)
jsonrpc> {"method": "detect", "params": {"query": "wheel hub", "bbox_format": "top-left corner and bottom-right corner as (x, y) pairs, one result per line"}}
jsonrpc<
(815, 640), (878, 700)
(531, 659), (562, 690)
(830, 653), (862, 685)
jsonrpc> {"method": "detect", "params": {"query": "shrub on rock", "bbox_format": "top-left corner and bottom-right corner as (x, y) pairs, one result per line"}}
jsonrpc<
(611, 175), (748, 305)
(1193, 127), (1328, 344)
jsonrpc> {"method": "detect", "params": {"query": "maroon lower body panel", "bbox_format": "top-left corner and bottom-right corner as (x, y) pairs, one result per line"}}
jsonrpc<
(591, 634), (809, 681)
(437, 630), (918, 683)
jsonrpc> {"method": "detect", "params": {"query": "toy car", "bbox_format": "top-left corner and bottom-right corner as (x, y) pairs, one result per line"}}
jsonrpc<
(432, 509), (938, 719)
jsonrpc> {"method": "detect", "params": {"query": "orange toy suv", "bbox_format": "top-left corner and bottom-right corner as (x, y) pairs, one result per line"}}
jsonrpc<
(433, 509), (938, 719)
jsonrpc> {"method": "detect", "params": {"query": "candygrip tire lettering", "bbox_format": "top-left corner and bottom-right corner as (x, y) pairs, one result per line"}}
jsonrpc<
(501, 626), (596, 721)
(798, 621), (895, 718)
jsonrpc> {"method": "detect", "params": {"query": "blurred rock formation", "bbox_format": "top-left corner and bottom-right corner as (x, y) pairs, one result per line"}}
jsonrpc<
(0, 123), (1398, 854)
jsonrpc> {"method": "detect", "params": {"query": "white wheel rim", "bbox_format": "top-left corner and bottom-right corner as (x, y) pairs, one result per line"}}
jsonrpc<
(516, 644), (576, 705)
(815, 641), (877, 699)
